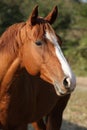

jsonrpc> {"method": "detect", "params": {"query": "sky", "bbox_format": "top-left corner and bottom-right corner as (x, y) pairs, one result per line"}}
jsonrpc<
(80, 0), (87, 3)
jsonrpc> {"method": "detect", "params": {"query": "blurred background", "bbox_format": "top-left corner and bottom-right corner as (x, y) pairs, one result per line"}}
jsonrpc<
(0, 0), (87, 130)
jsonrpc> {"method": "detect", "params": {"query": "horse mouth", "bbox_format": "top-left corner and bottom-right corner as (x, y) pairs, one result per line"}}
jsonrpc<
(54, 84), (65, 96)
(54, 83), (73, 96)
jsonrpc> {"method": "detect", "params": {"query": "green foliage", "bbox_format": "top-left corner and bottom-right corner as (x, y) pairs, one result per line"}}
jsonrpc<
(0, 1), (24, 34)
(0, 0), (87, 76)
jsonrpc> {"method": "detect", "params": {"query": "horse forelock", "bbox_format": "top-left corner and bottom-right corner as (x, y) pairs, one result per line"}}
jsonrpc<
(29, 19), (54, 42)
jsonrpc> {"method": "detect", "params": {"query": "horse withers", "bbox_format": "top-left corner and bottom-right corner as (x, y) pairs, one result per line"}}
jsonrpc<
(0, 5), (76, 130)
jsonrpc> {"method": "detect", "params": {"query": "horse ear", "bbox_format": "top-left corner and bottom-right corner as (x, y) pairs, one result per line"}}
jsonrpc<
(28, 5), (38, 26)
(45, 6), (58, 24)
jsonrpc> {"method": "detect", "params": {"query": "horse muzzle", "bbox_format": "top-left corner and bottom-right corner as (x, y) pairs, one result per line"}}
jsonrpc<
(54, 76), (76, 96)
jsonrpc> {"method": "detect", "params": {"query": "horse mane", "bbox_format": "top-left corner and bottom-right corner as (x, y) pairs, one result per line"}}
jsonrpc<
(0, 22), (25, 56)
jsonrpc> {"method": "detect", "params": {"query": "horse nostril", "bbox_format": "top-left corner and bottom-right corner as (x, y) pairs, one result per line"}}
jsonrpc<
(63, 77), (71, 89)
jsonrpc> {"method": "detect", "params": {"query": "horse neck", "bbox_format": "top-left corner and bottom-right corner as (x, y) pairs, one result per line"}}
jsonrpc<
(0, 50), (17, 82)
(0, 24), (24, 87)
(0, 51), (21, 101)
(0, 44), (22, 103)
(0, 23), (25, 82)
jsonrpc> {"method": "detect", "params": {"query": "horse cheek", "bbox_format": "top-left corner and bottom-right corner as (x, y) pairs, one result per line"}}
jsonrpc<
(20, 46), (39, 75)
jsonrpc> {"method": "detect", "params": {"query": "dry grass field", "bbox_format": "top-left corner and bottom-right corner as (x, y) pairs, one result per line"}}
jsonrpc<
(61, 77), (87, 130)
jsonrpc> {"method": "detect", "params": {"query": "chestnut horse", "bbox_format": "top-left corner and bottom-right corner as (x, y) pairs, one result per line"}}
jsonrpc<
(0, 5), (76, 130)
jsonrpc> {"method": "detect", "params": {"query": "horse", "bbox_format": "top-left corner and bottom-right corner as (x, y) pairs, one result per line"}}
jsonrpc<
(0, 5), (76, 130)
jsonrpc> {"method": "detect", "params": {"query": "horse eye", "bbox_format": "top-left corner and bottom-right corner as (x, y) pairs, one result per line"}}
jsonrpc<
(35, 41), (42, 46)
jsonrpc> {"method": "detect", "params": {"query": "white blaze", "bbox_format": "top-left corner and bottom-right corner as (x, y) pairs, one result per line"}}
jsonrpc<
(46, 31), (76, 86)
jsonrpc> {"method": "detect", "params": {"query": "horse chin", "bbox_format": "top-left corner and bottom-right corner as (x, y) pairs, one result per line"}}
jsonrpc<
(53, 83), (71, 96)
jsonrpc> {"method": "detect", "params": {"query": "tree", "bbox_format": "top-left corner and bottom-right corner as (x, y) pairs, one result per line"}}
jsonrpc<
(0, 1), (24, 34)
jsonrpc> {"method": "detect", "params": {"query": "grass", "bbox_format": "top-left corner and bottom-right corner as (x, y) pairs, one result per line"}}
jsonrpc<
(61, 85), (87, 130)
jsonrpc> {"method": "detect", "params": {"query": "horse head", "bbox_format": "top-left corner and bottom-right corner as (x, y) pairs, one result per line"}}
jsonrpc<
(19, 5), (76, 96)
